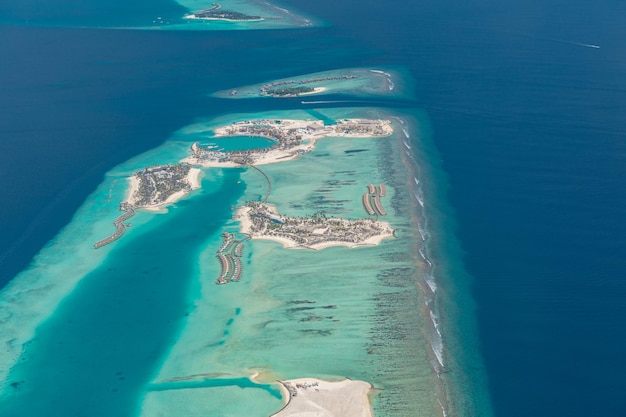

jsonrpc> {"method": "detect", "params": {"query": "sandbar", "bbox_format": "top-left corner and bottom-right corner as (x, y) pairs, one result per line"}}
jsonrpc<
(272, 378), (374, 417)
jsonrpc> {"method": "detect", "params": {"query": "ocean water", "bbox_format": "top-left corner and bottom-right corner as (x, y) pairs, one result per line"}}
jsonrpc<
(2, 0), (626, 417)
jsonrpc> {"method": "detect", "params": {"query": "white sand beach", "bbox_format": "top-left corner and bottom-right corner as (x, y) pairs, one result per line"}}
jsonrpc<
(288, 86), (327, 97)
(181, 118), (392, 168)
(125, 167), (202, 211)
(272, 378), (374, 417)
(235, 205), (394, 250)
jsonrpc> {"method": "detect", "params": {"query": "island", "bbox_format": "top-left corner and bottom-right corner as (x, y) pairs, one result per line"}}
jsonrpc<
(182, 118), (393, 168)
(126, 163), (202, 210)
(236, 201), (394, 250)
(272, 378), (374, 417)
(184, 3), (263, 21)
(213, 68), (401, 99)
(263, 85), (319, 97)
(93, 164), (202, 248)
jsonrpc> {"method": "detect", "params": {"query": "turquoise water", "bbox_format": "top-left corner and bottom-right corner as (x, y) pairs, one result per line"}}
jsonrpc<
(0, 107), (483, 417)
(0, 2), (493, 414)
(0, 169), (243, 417)
(136, 108), (482, 417)
(3, 0), (626, 415)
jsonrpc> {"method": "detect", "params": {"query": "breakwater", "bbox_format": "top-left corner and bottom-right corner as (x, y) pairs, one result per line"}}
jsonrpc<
(93, 203), (135, 249)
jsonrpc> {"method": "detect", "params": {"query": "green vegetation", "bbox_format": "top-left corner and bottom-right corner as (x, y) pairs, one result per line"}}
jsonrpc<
(133, 164), (192, 207)
(266, 86), (315, 97)
(194, 10), (261, 21)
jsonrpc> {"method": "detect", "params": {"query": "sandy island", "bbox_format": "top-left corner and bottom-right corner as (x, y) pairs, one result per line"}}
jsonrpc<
(125, 167), (202, 212)
(269, 86), (327, 97)
(272, 378), (374, 417)
(181, 118), (393, 168)
(236, 204), (394, 250)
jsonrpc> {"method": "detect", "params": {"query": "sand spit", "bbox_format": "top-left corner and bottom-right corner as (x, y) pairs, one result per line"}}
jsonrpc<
(272, 378), (374, 417)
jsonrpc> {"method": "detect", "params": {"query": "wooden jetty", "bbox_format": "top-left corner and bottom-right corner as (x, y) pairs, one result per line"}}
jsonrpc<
(215, 233), (247, 284)
(93, 204), (136, 249)
(363, 184), (387, 216)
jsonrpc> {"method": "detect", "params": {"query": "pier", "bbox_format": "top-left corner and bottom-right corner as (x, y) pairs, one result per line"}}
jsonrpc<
(215, 232), (248, 284)
(362, 184), (387, 216)
(93, 203), (136, 249)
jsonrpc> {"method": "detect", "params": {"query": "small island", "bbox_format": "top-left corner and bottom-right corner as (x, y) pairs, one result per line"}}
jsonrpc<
(264, 85), (318, 97)
(93, 164), (202, 248)
(272, 378), (374, 417)
(213, 68), (400, 99)
(184, 3), (263, 22)
(237, 201), (394, 250)
(182, 118), (393, 168)
(258, 75), (359, 97)
(126, 163), (202, 210)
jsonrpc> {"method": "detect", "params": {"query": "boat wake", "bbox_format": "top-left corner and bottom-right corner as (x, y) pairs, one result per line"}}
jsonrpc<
(301, 100), (360, 104)
(549, 38), (601, 49)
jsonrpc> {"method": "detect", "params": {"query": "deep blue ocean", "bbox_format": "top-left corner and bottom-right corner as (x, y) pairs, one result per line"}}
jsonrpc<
(1, 0), (626, 416)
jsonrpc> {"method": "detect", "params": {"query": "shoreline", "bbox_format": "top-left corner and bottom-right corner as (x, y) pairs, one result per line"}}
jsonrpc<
(268, 86), (327, 98)
(293, 86), (326, 96)
(236, 205), (394, 250)
(182, 118), (393, 168)
(211, 68), (404, 100)
(124, 167), (202, 212)
(181, 142), (314, 168)
(271, 378), (374, 417)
